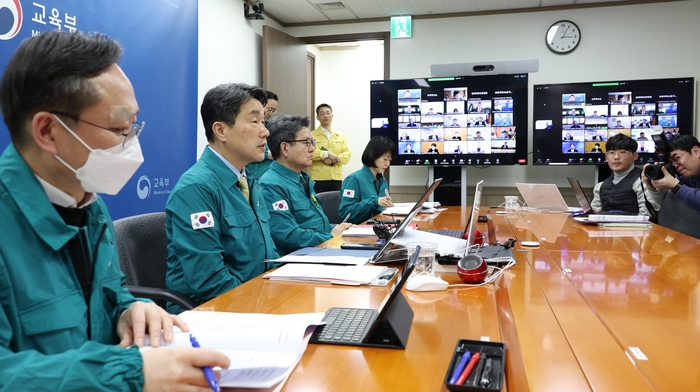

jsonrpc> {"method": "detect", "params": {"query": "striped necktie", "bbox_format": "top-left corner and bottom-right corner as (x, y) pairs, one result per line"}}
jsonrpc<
(300, 174), (310, 197)
(238, 176), (250, 203)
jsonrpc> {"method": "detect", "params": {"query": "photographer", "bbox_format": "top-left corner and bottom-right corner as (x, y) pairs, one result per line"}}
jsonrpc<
(643, 135), (700, 239)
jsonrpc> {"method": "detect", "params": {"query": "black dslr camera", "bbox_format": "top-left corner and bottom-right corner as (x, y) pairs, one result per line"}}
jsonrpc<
(643, 131), (677, 180)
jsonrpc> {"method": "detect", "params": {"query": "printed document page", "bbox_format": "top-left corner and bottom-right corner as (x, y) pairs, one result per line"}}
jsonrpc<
(142, 311), (325, 389)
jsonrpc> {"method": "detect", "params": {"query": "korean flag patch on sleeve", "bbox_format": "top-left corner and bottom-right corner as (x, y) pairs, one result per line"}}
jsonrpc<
(272, 200), (289, 211)
(190, 211), (215, 230)
(343, 189), (356, 198)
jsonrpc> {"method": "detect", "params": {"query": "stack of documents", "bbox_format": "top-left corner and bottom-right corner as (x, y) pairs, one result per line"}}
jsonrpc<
(142, 311), (326, 390)
(265, 247), (376, 266)
(263, 263), (387, 285)
(341, 224), (416, 237)
(382, 202), (440, 215)
(574, 215), (651, 227)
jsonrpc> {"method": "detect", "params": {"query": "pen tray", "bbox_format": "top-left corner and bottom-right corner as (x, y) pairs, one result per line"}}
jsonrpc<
(444, 339), (506, 391)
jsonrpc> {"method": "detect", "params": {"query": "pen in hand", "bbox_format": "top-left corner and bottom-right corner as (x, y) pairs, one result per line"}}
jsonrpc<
(190, 334), (220, 392)
(342, 213), (351, 224)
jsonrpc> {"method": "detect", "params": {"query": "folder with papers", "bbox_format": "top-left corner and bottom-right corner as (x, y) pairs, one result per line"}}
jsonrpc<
(263, 264), (388, 285)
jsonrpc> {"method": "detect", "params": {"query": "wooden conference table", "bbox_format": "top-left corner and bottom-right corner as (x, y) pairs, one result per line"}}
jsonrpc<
(197, 208), (700, 391)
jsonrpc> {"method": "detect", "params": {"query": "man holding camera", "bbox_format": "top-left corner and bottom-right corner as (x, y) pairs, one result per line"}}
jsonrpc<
(643, 135), (700, 239)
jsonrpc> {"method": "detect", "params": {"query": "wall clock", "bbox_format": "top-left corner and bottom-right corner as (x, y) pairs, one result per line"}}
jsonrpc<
(546, 20), (581, 54)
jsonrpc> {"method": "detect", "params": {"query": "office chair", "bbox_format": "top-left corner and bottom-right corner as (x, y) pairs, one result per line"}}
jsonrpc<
(113, 212), (197, 310)
(316, 190), (342, 224)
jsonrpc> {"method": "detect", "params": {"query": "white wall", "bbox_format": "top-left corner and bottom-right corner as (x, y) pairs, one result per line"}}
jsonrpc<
(199, 1), (700, 188)
(197, 0), (284, 157)
(287, 0), (700, 188)
(311, 45), (384, 178)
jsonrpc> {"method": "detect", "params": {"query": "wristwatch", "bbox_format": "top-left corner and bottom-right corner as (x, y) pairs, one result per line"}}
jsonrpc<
(671, 182), (682, 194)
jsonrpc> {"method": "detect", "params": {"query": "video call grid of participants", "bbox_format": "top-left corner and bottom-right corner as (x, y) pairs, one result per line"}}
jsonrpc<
(555, 92), (683, 154)
(396, 88), (517, 156)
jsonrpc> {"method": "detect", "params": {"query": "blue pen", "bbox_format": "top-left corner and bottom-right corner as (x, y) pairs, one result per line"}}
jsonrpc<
(189, 334), (220, 392)
(449, 350), (471, 384)
(342, 213), (351, 224)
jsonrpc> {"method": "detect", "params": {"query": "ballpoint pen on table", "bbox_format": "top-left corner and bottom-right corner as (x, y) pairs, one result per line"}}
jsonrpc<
(342, 213), (351, 224)
(189, 334), (220, 392)
(449, 350), (471, 384)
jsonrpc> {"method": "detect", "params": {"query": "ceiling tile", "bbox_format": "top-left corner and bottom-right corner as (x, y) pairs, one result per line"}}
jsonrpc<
(321, 8), (360, 20)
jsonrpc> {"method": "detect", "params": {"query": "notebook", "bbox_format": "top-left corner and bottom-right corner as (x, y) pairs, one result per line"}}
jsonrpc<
(515, 183), (582, 213)
(309, 246), (417, 348)
(567, 177), (594, 215)
(369, 178), (443, 264)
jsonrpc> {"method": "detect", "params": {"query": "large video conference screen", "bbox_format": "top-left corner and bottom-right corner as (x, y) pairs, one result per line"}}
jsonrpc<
(369, 73), (529, 166)
(532, 77), (695, 165)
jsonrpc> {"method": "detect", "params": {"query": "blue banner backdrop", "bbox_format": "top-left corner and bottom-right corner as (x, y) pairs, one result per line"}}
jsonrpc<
(0, 0), (198, 219)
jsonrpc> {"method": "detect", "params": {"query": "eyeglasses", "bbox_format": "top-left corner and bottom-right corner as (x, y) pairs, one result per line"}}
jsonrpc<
(51, 111), (144, 147)
(286, 138), (316, 147)
(670, 151), (687, 164)
(317, 111), (332, 116)
(605, 150), (631, 157)
(265, 106), (277, 114)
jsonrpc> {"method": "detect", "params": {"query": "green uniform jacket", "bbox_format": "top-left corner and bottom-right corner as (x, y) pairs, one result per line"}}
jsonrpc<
(245, 144), (273, 181)
(165, 147), (279, 313)
(0, 145), (144, 391)
(259, 161), (332, 255)
(309, 126), (352, 181)
(339, 166), (389, 224)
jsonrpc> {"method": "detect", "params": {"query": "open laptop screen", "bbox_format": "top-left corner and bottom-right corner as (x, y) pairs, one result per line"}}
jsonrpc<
(567, 177), (593, 214)
(465, 180), (484, 247)
(371, 178), (443, 262)
(515, 183), (575, 213)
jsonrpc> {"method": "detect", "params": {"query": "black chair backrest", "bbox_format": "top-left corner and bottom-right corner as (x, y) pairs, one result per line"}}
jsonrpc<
(316, 190), (341, 224)
(114, 212), (168, 288)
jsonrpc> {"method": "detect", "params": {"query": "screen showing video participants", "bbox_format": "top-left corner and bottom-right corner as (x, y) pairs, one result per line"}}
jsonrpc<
(533, 77), (694, 165)
(369, 74), (528, 166)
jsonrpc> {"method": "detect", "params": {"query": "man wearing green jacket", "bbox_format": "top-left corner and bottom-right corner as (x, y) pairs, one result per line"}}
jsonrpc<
(259, 115), (351, 255)
(166, 84), (280, 313)
(0, 31), (228, 391)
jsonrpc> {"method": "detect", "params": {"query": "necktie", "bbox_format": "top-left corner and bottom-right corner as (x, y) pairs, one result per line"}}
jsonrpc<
(238, 176), (250, 203)
(300, 174), (310, 197)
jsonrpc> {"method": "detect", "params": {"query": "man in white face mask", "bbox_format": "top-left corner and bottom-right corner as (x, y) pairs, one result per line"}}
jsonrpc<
(0, 31), (229, 391)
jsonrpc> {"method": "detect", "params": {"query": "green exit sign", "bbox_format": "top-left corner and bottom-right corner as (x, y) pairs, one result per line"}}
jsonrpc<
(391, 16), (412, 38)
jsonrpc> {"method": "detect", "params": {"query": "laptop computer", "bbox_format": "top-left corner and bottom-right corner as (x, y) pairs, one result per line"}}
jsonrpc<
(309, 246), (418, 349)
(566, 177), (594, 215)
(369, 178), (443, 264)
(392, 181), (515, 259)
(515, 183), (582, 213)
(462, 181), (515, 259)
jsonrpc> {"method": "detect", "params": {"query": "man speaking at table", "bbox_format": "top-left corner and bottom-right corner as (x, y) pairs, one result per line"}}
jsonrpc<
(166, 83), (279, 313)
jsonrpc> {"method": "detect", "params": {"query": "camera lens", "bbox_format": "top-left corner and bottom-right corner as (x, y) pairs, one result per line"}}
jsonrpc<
(644, 165), (664, 180)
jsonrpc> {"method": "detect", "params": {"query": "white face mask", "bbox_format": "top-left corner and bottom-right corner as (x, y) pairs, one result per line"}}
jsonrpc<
(53, 114), (144, 195)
